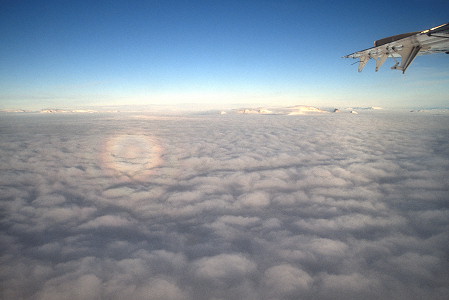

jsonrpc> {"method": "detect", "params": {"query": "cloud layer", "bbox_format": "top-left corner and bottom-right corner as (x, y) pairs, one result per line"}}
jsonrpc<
(1, 112), (448, 299)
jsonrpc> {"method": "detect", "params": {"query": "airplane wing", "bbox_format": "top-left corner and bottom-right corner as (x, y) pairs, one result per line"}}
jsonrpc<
(344, 22), (449, 73)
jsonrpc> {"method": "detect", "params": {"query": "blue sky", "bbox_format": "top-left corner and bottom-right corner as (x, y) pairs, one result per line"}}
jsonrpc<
(1, 0), (448, 110)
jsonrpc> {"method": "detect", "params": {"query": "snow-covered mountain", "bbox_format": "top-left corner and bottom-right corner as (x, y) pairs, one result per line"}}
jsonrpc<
(232, 105), (330, 115)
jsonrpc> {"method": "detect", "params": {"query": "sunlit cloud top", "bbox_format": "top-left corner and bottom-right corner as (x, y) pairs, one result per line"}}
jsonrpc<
(1, 112), (449, 299)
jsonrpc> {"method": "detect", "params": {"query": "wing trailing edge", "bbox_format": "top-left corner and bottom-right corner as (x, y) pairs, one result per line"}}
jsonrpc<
(344, 22), (449, 73)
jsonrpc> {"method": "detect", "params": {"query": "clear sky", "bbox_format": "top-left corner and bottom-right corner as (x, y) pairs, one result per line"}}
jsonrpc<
(1, 0), (448, 110)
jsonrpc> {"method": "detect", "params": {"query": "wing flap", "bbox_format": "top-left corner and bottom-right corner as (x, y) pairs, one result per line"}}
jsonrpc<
(391, 45), (421, 73)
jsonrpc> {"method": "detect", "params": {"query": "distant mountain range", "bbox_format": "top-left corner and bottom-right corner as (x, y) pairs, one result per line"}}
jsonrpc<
(226, 105), (386, 115)
(5, 105), (448, 115)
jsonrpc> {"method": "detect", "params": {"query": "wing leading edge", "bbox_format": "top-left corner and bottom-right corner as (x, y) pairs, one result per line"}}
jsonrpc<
(344, 22), (449, 73)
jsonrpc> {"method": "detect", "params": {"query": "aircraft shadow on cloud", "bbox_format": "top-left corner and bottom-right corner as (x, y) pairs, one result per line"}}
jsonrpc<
(344, 22), (449, 73)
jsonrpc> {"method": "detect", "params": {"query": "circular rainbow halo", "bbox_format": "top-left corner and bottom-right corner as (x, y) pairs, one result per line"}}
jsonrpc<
(102, 134), (163, 181)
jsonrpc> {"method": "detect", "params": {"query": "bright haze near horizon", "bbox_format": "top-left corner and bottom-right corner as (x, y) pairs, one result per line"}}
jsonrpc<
(0, 0), (449, 110)
(1, 1), (449, 300)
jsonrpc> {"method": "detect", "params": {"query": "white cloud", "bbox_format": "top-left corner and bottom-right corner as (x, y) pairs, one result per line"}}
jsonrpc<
(319, 272), (378, 296)
(193, 254), (256, 280)
(263, 264), (313, 295)
(237, 191), (271, 207)
(78, 215), (134, 229)
(1, 112), (448, 300)
(36, 274), (102, 300)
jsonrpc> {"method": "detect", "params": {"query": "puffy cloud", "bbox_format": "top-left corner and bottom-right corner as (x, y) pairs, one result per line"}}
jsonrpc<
(237, 191), (271, 207)
(36, 274), (103, 300)
(263, 264), (313, 296)
(1, 112), (448, 299)
(193, 253), (256, 280)
(318, 272), (379, 299)
(78, 215), (135, 229)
